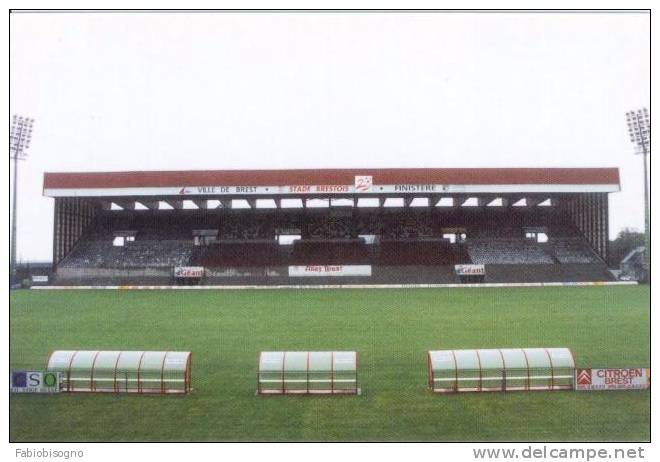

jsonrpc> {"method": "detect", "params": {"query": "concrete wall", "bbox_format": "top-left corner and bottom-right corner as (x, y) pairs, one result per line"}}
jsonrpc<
(55, 263), (613, 286)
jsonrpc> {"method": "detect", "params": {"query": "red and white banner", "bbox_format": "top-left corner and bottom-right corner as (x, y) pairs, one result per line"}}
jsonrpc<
(289, 265), (372, 277)
(575, 368), (650, 391)
(454, 264), (486, 276)
(174, 266), (205, 278)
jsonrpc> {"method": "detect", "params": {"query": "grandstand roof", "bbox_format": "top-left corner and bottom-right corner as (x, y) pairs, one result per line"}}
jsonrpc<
(43, 167), (620, 198)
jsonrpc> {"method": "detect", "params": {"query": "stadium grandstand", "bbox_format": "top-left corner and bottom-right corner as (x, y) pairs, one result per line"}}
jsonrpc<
(43, 167), (619, 286)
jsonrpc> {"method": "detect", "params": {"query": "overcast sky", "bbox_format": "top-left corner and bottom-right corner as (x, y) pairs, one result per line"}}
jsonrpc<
(9, 11), (649, 261)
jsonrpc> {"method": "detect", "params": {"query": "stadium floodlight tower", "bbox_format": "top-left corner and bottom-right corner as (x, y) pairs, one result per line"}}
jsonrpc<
(626, 108), (650, 275)
(9, 115), (35, 286)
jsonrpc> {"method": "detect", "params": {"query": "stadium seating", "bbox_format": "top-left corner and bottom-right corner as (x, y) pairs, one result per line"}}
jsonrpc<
(60, 238), (193, 269)
(291, 239), (370, 265)
(378, 240), (468, 265)
(62, 232), (599, 269)
(220, 216), (275, 240)
(55, 208), (612, 285)
(305, 217), (353, 239)
(58, 241), (108, 268)
(380, 215), (434, 239)
(467, 239), (554, 264)
(193, 241), (280, 267)
(548, 238), (600, 263)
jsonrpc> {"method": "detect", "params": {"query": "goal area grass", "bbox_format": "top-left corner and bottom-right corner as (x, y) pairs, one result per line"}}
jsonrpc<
(10, 285), (649, 442)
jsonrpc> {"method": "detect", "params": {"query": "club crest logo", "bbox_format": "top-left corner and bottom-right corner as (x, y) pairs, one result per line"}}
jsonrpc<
(355, 175), (373, 192)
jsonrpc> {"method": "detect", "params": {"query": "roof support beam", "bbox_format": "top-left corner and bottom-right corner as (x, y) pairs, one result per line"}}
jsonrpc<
(526, 197), (540, 207)
(139, 200), (160, 210)
(192, 199), (207, 210)
(454, 196), (468, 207)
(511, 197), (527, 207)
(115, 200), (135, 210)
(165, 200), (183, 210)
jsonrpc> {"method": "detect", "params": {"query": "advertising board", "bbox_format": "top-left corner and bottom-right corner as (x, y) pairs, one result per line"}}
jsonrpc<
(289, 265), (372, 277)
(575, 368), (650, 391)
(174, 267), (205, 278)
(454, 264), (486, 276)
(10, 371), (62, 393)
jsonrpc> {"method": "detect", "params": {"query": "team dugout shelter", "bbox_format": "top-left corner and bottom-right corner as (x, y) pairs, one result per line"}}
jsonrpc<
(43, 167), (619, 286)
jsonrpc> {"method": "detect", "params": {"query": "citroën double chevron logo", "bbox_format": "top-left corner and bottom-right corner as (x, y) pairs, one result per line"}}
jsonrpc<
(577, 368), (592, 385)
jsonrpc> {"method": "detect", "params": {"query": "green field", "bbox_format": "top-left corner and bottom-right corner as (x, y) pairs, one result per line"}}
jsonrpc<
(10, 286), (649, 442)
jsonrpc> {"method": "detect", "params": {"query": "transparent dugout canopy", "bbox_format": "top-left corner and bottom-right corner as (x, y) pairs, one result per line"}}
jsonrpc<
(46, 350), (192, 394)
(257, 351), (358, 394)
(428, 348), (575, 393)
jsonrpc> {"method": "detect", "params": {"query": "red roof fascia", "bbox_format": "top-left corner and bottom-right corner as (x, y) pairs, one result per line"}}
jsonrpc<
(43, 168), (620, 190)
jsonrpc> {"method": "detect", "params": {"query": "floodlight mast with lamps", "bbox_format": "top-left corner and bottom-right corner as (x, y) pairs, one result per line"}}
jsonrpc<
(626, 107), (650, 277)
(9, 115), (34, 286)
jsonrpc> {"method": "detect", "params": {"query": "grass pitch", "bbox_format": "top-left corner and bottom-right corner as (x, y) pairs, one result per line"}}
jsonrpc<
(10, 285), (649, 442)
